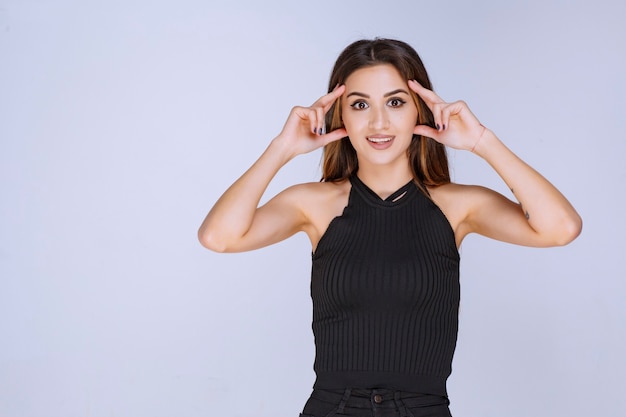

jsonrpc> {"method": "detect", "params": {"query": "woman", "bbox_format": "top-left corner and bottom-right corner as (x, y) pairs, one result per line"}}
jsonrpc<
(198, 38), (582, 417)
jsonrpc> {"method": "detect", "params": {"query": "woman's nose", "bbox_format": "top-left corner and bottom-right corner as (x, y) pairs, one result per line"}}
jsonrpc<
(368, 106), (389, 130)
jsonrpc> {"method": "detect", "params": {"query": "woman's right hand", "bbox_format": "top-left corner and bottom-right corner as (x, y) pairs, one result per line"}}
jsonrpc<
(199, 85), (347, 253)
(273, 85), (347, 159)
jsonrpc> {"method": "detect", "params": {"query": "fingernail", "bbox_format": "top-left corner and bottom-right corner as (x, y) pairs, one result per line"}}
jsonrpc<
(313, 127), (317, 134)
(436, 124), (440, 130)
(443, 124), (446, 130)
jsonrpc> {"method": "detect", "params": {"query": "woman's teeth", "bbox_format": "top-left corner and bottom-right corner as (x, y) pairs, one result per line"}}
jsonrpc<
(367, 137), (393, 143)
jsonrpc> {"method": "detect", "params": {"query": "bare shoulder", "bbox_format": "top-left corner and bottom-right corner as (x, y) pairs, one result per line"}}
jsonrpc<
(296, 179), (351, 218)
(284, 179), (351, 248)
(286, 179), (349, 197)
(428, 183), (468, 228)
(279, 179), (350, 209)
(428, 182), (500, 246)
(429, 182), (495, 203)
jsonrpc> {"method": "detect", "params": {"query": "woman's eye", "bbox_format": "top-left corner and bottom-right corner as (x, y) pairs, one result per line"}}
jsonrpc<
(388, 98), (406, 108)
(350, 101), (369, 110)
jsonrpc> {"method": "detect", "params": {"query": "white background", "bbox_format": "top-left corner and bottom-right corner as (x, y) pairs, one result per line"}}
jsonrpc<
(1, 1), (625, 416)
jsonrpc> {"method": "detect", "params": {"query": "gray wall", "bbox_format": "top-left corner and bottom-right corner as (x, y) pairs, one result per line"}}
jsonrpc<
(1, 1), (624, 416)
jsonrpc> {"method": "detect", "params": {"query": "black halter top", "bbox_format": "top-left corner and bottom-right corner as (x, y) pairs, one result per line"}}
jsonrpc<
(310, 175), (460, 396)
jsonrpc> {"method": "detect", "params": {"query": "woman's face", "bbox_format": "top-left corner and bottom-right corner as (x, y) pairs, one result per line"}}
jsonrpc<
(341, 64), (418, 169)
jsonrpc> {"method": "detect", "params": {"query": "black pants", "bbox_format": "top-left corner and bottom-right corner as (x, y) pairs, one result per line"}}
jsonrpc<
(300, 388), (452, 417)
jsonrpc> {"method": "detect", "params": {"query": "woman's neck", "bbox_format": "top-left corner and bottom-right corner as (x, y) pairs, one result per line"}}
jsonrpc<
(355, 161), (413, 200)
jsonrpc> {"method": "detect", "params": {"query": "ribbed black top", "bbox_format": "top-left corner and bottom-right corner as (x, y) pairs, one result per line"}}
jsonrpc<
(310, 175), (460, 396)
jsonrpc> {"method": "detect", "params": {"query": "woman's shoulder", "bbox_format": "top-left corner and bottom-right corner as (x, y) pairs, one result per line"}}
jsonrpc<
(429, 182), (493, 201)
(285, 179), (351, 247)
(277, 179), (351, 220)
(428, 182), (497, 245)
(284, 179), (351, 202)
(429, 182), (502, 216)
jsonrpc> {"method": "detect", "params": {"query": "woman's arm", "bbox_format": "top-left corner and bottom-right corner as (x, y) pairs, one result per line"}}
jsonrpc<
(466, 130), (581, 246)
(198, 86), (347, 253)
(410, 80), (582, 247)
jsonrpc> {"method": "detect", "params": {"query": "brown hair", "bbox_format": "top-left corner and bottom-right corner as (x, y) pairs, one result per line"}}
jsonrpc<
(322, 38), (450, 194)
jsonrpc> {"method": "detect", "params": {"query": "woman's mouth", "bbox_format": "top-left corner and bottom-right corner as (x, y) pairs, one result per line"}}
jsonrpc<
(366, 135), (395, 149)
(367, 136), (394, 143)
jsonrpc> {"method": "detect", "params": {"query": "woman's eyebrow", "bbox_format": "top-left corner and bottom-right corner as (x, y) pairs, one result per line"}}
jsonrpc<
(346, 89), (409, 99)
(384, 89), (409, 97)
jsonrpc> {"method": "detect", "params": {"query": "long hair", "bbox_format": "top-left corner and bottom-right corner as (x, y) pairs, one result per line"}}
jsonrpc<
(322, 38), (450, 194)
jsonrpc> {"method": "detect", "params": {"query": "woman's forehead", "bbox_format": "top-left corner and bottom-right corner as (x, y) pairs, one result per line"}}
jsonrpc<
(344, 64), (407, 95)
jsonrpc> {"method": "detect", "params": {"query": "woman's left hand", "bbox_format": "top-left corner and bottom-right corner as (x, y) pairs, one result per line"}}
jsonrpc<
(409, 80), (486, 152)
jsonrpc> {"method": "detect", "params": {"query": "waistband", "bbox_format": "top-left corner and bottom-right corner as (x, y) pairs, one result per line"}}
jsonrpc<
(313, 371), (448, 397)
(310, 388), (450, 410)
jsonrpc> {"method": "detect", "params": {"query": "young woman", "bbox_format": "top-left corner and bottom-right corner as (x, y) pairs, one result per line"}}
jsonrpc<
(198, 38), (582, 417)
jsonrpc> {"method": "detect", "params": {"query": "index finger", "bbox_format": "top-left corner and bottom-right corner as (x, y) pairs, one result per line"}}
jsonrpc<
(313, 84), (346, 111)
(408, 79), (444, 106)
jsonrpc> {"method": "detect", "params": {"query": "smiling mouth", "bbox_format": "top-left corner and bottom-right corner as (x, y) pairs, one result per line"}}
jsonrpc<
(367, 136), (394, 143)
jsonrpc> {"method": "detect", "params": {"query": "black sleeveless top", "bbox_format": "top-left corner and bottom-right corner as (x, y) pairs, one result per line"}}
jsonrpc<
(310, 175), (460, 396)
